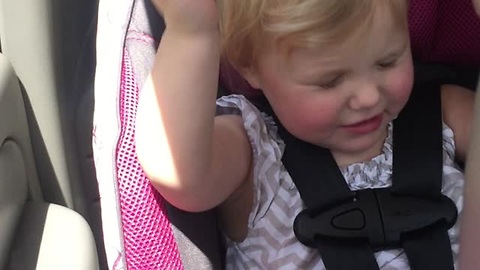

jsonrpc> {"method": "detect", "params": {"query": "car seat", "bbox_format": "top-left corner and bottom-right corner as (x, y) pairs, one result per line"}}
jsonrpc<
(93, 0), (480, 269)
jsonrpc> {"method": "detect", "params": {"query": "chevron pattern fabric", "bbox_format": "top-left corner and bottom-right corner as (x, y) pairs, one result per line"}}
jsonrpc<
(217, 95), (464, 270)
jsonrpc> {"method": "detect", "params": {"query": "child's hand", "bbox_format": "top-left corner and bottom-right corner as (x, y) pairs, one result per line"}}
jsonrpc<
(152, 0), (218, 35)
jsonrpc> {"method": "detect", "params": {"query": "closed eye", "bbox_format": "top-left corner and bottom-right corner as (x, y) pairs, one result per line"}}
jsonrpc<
(319, 75), (344, 89)
(376, 59), (398, 69)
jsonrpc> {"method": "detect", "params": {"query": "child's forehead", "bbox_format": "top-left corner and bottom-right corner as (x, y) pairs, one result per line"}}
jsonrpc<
(264, 2), (408, 56)
(219, 0), (408, 71)
(275, 21), (409, 73)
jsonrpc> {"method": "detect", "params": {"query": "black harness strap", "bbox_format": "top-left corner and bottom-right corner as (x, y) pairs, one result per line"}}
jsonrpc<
(392, 84), (455, 270)
(279, 129), (379, 270)
(392, 83), (443, 198)
(261, 84), (457, 270)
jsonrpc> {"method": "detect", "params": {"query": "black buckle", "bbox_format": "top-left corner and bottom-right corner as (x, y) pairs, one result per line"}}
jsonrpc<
(294, 188), (458, 250)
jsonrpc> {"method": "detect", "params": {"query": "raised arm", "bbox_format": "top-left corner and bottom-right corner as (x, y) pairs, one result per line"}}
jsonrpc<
(135, 0), (252, 212)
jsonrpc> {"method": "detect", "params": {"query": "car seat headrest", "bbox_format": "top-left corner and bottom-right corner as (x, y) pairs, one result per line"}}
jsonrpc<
(409, 0), (480, 65)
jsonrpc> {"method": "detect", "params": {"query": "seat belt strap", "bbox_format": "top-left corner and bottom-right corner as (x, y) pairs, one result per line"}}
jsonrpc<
(279, 129), (379, 270)
(402, 222), (454, 270)
(316, 238), (379, 270)
(280, 134), (353, 209)
(392, 83), (443, 198)
(393, 84), (455, 269)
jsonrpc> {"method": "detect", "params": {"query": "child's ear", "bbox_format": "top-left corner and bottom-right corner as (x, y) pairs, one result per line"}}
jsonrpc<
(238, 66), (262, 90)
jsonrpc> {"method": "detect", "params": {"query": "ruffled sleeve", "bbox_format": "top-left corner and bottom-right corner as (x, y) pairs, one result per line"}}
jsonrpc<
(216, 95), (286, 228)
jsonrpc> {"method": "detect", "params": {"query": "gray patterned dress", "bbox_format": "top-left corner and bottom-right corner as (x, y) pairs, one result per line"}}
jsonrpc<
(216, 95), (464, 270)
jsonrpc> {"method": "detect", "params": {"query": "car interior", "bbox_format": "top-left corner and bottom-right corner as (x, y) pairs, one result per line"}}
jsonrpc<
(0, 0), (102, 269)
(0, 0), (480, 269)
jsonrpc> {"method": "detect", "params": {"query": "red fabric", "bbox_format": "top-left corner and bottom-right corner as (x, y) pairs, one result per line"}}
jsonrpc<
(117, 49), (184, 270)
(408, 0), (438, 61)
(410, 0), (480, 65)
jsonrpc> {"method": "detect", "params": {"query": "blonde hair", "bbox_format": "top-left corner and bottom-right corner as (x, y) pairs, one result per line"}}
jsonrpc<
(218, 0), (409, 70)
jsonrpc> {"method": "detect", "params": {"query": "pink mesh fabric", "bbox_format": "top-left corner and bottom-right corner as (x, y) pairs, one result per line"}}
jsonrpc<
(409, 0), (480, 65)
(408, 0), (438, 60)
(428, 0), (480, 65)
(117, 49), (184, 270)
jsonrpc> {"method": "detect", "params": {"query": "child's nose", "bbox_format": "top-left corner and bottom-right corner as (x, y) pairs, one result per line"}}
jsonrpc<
(349, 81), (381, 111)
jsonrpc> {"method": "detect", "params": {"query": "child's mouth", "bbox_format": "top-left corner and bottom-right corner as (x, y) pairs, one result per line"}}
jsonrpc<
(343, 114), (383, 134)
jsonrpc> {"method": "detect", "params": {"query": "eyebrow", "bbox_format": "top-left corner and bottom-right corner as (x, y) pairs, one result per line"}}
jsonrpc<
(296, 69), (350, 85)
(379, 42), (408, 61)
(318, 70), (349, 80)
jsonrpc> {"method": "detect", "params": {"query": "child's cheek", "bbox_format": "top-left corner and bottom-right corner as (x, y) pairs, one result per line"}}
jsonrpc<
(281, 99), (338, 140)
(389, 63), (414, 109)
(299, 102), (338, 132)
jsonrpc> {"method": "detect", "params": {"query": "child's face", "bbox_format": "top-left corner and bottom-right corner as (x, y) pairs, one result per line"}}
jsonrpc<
(245, 12), (413, 158)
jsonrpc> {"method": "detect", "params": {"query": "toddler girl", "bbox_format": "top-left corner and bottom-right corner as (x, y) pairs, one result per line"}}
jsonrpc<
(136, 0), (475, 268)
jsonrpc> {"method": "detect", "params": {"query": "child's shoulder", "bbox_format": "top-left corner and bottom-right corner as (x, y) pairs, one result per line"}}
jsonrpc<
(216, 93), (285, 164)
(441, 122), (456, 161)
(440, 84), (475, 161)
(216, 94), (280, 138)
(216, 94), (256, 114)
